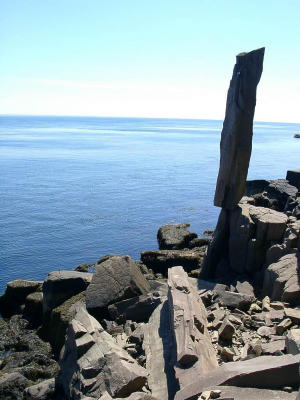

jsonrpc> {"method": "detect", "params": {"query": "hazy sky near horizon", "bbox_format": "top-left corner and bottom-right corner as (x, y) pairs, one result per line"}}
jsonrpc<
(1, 1), (300, 122)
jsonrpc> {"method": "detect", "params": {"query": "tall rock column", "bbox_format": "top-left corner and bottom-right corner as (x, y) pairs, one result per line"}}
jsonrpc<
(214, 48), (265, 209)
(201, 48), (265, 279)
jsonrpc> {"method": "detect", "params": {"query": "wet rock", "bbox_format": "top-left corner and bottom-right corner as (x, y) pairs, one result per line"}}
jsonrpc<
(57, 305), (147, 399)
(214, 48), (265, 209)
(0, 280), (43, 318)
(43, 271), (92, 314)
(86, 255), (150, 320)
(263, 252), (300, 305)
(157, 224), (197, 250)
(141, 248), (204, 275)
(0, 372), (29, 400)
(0, 315), (58, 386)
(42, 292), (85, 357)
(24, 292), (43, 323)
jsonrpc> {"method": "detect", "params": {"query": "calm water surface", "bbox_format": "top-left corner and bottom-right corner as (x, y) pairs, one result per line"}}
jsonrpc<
(1, 116), (300, 292)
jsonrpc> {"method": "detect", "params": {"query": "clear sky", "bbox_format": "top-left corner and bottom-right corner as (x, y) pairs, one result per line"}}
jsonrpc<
(1, 0), (300, 122)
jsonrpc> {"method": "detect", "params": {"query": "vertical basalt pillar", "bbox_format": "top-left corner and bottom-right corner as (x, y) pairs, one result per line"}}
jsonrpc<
(214, 48), (265, 210)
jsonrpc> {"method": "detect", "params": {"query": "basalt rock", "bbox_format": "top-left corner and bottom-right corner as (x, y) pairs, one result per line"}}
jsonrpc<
(43, 271), (92, 314)
(86, 255), (150, 320)
(157, 224), (197, 250)
(57, 305), (147, 399)
(214, 48), (265, 210)
(263, 252), (300, 305)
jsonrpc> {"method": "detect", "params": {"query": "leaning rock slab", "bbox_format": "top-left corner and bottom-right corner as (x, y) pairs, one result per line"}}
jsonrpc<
(43, 270), (92, 313)
(214, 48), (265, 209)
(57, 305), (147, 399)
(168, 266), (217, 369)
(86, 255), (150, 319)
(174, 354), (300, 400)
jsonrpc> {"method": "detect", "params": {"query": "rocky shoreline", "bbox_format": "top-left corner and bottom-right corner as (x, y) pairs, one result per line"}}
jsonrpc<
(1, 48), (300, 400)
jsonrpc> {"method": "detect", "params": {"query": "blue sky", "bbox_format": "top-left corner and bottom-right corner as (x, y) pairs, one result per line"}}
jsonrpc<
(1, 0), (300, 122)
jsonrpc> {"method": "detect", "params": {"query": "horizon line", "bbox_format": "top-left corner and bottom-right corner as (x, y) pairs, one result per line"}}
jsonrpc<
(0, 113), (300, 125)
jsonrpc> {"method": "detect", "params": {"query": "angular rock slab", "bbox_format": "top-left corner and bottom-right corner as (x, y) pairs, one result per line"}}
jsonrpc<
(214, 48), (265, 210)
(174, 354), (300, 400)
(43, 270), (92, 313)
(86, 255), (150, 319)
(168, 266), (217, 370)
(263, 252), (300, 305)
(143, 301), (179, 400)
(57, 305), (147, 399)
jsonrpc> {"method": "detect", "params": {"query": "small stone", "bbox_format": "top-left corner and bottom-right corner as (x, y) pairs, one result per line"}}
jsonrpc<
(249, 303), (261, 314)
(221, 347), (235, 361)
(283, 386), (293, 393)
(262, 296), (271, 311)
(276, 318), (292, 335)
(211, 330), (219, 343)
(219, 319), (235, 342)
(257, 326), (276, 338)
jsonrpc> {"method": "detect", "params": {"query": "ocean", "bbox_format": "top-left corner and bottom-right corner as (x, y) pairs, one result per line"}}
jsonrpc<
(1, 115), (300, 293)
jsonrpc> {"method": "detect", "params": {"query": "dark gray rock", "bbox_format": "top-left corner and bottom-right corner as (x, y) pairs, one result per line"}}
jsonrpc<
(157, 224), (197, 250)
(265, 179), (298, 211)
(245, 180), (270, 196)
(0, 280), (43, 317)
(24, 292), (43, 323)
(214, 48), (265, 209)
(0, 372), (29, 400)
(86, 255), (150, 319)
(141, 248), (205, 275)
(108, 291), (165, 323)
(42, 271), (92, 313)
(286, 170), (300, 192)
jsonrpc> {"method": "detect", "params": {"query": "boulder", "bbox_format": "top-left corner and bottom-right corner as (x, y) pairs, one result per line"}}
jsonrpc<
(108, 290), (166, 323)
(24, 292), (43, 323)
(86, 255), (150, 319)
(57, 305), (147, 399)
(201, 386), (297, 400)
(174, 354), (300, 400)
(141, 249), (205, 275)
(245, 180), (270, 196)
(24, 378), (55, 399)
(0, 280), (43, 317)
(265, 179), (298, 211)
(214, 48), (265, 209)
(284, 307), (300, 324)
(42, 271), (92, 313)
(42, 292), (85, 357)
(263, 252), (300, 305)
(168, 266), (217, 369)
(0, 372), (29, 400)
(157, 224), (197, 250)
(216, 290), (255, 311)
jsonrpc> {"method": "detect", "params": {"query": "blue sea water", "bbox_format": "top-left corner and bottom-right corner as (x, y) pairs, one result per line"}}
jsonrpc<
(1, 115), (300, 293)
